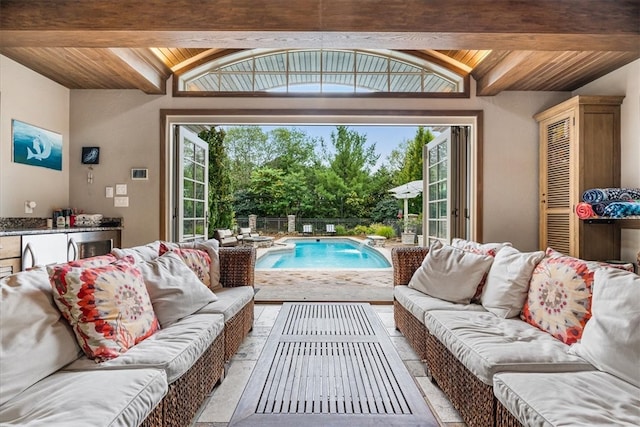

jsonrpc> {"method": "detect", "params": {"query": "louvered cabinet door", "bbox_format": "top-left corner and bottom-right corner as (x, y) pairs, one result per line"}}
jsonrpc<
(536, 95), (623, 261)
(539, 113), (575, 255)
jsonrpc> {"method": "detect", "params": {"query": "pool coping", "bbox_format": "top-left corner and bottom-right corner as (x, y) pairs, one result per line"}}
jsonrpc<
(254, 236), (393, 271)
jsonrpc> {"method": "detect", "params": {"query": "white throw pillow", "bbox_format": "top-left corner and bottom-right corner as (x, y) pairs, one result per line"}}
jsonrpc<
(111, 240), (162, 263)
(138, 251), (218, 328)
(481, 246), (545, 318)
(569, 268), (640, 387)
(409, 240), (494, 304)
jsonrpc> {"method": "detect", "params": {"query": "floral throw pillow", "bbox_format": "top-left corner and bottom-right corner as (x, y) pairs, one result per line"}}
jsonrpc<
(159, 242), (211, 288)
(48, 256), (160, 362)
(520, 248), (603, 345)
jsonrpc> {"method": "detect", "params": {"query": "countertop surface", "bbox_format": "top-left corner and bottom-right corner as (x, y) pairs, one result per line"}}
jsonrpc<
(0, 225), (123, 237)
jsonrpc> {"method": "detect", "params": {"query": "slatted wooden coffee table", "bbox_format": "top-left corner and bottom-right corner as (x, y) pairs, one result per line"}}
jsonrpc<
(230, 303), (437, 426)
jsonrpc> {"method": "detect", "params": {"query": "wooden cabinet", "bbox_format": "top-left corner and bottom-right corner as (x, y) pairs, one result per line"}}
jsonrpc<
(0, 236), (22, 278)
(535, 95), (624, 261)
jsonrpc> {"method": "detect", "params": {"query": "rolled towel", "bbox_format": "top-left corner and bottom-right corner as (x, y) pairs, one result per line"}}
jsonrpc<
(575, 202), (595, 219)
(602, 202), (640, 218)
(582, 188), (640, 203)
(592, 201), (614, 216)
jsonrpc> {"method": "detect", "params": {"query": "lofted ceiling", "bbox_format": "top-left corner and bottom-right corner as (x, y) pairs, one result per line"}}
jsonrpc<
(1, 0), (638, 97)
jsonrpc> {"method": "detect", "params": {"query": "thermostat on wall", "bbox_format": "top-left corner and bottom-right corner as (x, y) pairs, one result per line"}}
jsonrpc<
(131, 168), (148, 180)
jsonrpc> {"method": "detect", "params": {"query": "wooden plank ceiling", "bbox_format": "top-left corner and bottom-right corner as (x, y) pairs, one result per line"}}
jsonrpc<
(1, 0), (638, 96)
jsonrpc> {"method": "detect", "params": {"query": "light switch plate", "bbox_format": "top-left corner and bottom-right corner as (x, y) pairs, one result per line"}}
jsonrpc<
(114, 196), (129, 207)
(115, 184), (127, 195)
(105, 187), (114, 198)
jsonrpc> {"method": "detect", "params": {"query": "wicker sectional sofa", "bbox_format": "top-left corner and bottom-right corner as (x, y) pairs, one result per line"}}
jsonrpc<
(392, 244), (639, 427)
(0, 241), (255, 427)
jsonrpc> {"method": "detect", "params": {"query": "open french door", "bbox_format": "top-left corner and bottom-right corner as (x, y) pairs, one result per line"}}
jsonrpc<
(174, 126), (209, 242)
(423, 126), (471, 245)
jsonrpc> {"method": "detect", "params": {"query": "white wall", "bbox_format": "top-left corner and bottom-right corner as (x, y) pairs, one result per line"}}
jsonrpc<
(0, 56), (70, 217)
(573, 58), (640, 263)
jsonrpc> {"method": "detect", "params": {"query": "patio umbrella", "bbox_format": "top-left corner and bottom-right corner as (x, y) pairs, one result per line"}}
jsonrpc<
(389, 180), (423, 233)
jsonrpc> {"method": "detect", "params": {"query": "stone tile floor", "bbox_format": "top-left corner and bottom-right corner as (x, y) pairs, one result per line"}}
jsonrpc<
(192, 304), (465, 427)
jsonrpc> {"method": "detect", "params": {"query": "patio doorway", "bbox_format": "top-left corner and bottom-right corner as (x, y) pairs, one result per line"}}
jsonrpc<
(160, 110), (482, 303)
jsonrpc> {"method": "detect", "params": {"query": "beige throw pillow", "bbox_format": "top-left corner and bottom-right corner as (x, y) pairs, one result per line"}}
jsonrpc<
(408, 240), (494, 304)
(138, 251), (218, 328)
(569, 268), (640, 387)
(481, 246), (545, 318)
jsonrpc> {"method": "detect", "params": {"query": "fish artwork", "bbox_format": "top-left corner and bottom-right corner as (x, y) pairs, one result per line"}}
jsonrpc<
(12, 119), (63, 171)
(26, 135), (52, 161)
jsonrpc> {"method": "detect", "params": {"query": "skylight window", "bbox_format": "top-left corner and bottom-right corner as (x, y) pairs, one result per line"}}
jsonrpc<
(176, 49), (467, 97)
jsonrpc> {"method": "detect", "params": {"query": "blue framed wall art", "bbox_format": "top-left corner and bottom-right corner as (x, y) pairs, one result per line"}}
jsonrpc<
(12, 119), (63, 171)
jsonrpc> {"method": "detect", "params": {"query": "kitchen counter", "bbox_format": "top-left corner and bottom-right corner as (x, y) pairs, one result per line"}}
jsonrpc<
(0, 225), (123, 237)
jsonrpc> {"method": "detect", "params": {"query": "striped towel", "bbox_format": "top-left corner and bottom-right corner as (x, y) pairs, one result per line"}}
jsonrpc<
(601, 202), (640, 218)
(582, 188), (640, 203)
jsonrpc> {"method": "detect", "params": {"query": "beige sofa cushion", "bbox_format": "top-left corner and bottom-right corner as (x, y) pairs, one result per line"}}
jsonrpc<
(138, 251), (218, 328)
(425, 310), (593, 385)
(111, 240), (161, 263)
(409, 240), (494, 304)
(481, 246), (545, 318)
(569, 267), (640, 388)
(394, 285), (486, 325)
(65, 313), (224, 383)
(197, 286), (254, 321)
(0, 368), (167, 427)
(494, 371), (640, 427)
(0, 268), (81, 406)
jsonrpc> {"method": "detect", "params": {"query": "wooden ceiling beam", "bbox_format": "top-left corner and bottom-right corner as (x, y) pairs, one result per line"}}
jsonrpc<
(2, 31), (638, 52)
(475, 51), (561, 96)
(1, 0), (638, 51)
(109, 48), (171, 94)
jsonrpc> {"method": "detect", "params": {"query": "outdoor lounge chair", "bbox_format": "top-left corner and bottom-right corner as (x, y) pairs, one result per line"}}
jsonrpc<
(214, 228), (239, 247)
(302, 224), (313, 235)
(326, 224), (336, 235)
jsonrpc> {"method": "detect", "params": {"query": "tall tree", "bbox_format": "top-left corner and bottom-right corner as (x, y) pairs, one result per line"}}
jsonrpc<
(198, 126), (234, 236)
(319, 126), (379, 217)
(224, 126), (271, 191)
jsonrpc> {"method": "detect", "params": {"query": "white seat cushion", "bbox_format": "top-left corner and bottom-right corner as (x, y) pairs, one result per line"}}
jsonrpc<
(0, 368), (167, 427)
(64, 313), (224, 383)
(197, 286), (254, 321)
(425, 310), (593, 385)
(494, 371), (640, 427)
(0, 268), (81, 406)
(394, 285), (486, 325)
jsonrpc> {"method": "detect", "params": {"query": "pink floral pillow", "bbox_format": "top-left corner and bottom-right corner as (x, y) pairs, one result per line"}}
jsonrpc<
(520, 248), (603, 345)
(48, 256), (160, 362)
(451, 238), (510, 301)
(159, 243), (211, 288)
(66, 254), (117, 268)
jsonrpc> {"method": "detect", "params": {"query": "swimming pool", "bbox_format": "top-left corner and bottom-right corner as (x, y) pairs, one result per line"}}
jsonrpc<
(256, 238), (391, 269)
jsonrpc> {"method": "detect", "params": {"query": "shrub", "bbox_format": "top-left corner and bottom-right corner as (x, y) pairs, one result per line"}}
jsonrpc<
(370, 223), (395, 239)
(353, 224), (372, 235)
(335, 225), (347, 235)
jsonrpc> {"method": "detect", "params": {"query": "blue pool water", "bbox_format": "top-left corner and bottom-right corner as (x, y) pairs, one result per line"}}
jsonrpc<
(256, 238), (391, 269)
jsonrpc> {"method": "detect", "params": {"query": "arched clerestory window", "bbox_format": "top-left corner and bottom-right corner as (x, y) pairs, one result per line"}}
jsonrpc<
(175, 49), (468, 97)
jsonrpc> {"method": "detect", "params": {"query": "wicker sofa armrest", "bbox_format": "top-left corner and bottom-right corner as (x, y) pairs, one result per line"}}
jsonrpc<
(391, 246), (429, 286)
(219, 246), (256, 287)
